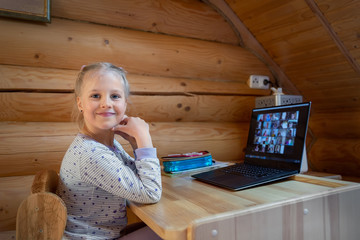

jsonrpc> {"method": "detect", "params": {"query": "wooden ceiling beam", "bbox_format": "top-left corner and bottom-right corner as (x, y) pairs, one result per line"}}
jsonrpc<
(204, 0), (301, 95)
(305, 0), (360, 75)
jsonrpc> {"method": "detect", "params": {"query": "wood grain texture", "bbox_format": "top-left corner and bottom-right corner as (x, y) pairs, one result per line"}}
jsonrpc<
(51, 0), (239, 45)
(24, 171), (64, 240)
(225, 0), (360, 112)
(1, 0), (359, 235)
(0, 92), (74, 122)
(205, 0), (300, 95)
(31, 170), (59, 194)
(0, 18), (271, 82)
(0, 121), (248, 177)
(16, 192), (66, 240)
(308, 137), (360, 177)
(128, 174), (360, 239)
(222, 0), (360, 180)
(0, 174), (140, 233)
(0, 65), (76, 91)
(0, 92), (255, 122)
(314, 0), (360, 73)
(309, 111), (360, 138)
(189, 185), (360, 240)
(0, 175), (33, 231)
(0, 65), (270, 95)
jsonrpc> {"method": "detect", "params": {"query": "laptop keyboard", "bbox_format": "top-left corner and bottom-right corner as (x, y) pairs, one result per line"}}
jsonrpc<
(219, 164), (286, 179)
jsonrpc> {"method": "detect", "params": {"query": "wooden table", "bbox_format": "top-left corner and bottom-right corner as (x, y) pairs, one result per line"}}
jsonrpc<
(129, 173), (360, 240)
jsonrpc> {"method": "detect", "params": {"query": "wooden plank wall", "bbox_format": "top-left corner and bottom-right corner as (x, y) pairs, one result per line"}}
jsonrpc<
(225, 0), (360, 178)
(0, 0), (271, 231)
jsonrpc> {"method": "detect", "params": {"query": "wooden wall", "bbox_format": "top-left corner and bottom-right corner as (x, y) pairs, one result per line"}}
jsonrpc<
(224, 0), (360, 177)
(1, 0), (359, 233)
(0, 0), (271, 232)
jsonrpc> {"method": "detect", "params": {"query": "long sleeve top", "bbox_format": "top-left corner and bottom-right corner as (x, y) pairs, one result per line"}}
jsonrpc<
(57, 133), (162, 239)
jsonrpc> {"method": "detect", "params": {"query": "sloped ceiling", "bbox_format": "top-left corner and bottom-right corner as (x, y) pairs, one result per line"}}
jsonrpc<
(213, 0), (360, 113)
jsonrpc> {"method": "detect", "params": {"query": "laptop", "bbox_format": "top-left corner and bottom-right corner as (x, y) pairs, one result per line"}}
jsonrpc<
(192, 102), (311, 191)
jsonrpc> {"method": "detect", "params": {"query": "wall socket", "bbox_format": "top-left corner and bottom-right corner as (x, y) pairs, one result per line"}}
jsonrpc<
(247, 75), (270, 89)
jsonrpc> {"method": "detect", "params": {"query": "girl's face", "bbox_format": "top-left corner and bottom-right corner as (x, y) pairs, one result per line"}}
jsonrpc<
(77, 70), (127, 134)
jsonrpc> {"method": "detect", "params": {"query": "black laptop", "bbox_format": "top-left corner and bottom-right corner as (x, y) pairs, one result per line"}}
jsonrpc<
(192, 102), (311, 191)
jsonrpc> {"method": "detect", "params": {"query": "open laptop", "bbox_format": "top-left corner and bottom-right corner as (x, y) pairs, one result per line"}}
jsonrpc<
(192, 102), (311, 191)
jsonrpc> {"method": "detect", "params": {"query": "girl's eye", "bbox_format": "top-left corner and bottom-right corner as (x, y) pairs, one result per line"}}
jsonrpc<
(111, 94), (121, 100)
(91, 94), (100, 99)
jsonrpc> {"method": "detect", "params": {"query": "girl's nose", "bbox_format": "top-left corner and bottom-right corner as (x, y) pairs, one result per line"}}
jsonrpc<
(101, 97), (111, 108)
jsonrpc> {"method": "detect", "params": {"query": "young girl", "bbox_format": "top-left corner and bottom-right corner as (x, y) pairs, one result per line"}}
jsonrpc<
(57, 62), (162, 239)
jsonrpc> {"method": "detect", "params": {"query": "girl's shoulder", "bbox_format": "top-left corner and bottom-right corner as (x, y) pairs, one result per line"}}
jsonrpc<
(73, 133), (96, 147)
(74, 133), (125, 154)
(68, 133), (108, 154)
(74, 133), (108, 146)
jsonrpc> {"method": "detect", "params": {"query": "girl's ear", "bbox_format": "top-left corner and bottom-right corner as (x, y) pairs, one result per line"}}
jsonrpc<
(76, 97), (83, 112)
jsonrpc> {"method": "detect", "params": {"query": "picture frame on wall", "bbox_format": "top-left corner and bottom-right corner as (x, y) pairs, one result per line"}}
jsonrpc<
(0, 0), (50, 23)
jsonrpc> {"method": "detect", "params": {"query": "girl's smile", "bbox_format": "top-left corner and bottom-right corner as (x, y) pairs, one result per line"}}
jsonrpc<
(97, 111), (116, 117)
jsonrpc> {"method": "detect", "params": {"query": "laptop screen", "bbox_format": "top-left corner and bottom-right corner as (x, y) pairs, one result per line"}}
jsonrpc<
(244, 102), (311, 171)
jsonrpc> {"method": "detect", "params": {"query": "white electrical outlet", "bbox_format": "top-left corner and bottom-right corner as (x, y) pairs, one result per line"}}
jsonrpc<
(247, 75), (270, 89)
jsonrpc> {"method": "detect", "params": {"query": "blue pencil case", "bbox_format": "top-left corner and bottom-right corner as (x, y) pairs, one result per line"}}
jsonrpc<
(162, 151), (212, 173)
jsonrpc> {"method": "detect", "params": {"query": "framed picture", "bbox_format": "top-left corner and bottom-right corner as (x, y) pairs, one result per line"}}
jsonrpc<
(0, 0), (50, 23)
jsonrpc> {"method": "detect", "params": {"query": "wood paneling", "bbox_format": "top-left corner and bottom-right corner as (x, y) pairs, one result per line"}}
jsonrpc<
(226, 0), (360, 110)
(316, 0), (360, 69)
(304, 0), (359, 75)
(0, 1), (271, 232)
(204, 0), (300, 95)
(224, 0), (360, 178)
(0, 5), (271, 231)
(0, 122), (248, 177)
(0, 65), (269, 96)
(0, 18), (271, 82)
(308, 137), (360, 177)
(51, 0), (239, 45)
(0, 175), (33, 231)
(309, 111), (360, 138)
(0, 92), (255, 122)
(0, 65), (75, 91)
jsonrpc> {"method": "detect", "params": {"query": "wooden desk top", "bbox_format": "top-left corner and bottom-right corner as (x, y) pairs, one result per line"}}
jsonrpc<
(129, 174), (359, 240)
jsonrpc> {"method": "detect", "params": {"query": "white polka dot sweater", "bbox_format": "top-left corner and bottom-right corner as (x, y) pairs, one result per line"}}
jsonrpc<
(57, 133), (162, 239)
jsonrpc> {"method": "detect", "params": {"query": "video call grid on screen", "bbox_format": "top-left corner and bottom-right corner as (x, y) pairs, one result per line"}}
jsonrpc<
(245, 103), (310, 167)
(253, 110), (299, 155)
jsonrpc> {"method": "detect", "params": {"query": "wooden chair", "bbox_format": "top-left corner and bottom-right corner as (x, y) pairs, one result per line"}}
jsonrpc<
(16, 170), (144, 239)
(16, 170), (67, 240)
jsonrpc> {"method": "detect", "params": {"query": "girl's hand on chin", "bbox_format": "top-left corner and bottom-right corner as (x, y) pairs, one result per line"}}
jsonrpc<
(112, 116), (153, 149)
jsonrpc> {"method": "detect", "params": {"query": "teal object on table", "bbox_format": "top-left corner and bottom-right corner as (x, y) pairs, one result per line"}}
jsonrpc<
(162, 151), (212, 173)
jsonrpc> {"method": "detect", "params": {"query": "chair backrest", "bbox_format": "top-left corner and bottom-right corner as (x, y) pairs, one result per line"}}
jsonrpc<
(16, 170), (67, 240)
(31, 169), (60, 194)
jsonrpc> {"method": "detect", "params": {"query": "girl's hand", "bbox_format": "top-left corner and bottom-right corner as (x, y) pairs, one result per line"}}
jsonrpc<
(112, 116), (153, 149)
